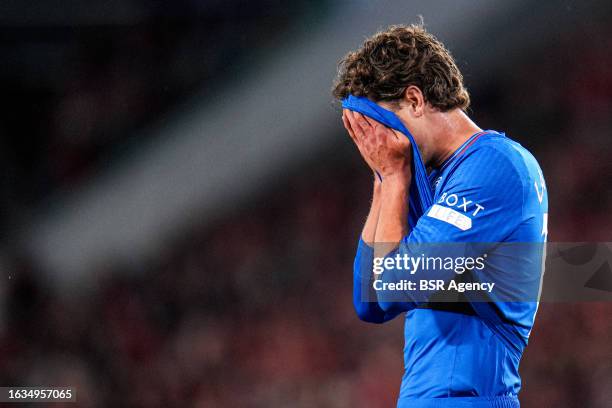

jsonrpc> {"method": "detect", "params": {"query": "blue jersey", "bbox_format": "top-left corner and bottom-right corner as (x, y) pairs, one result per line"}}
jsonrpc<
(353, 131), (548, 408)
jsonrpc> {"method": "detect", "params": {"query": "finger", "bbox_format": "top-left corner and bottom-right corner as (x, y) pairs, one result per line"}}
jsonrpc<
(354, 112), (373, 133)
(388, 131), (413, 157)
(345, 114), (376, 168)
(390, 129), (404, 141)
(353, 113), (379, 148)
(373, 122), (391, 145)
(362, 115), (381, 130)
(347, 111), (365, 140)
(342, 111), (357, 141)
(392, 129), (410, 145)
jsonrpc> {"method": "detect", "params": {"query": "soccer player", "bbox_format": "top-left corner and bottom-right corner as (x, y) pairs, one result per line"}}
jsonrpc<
(333, 25), (548, 407)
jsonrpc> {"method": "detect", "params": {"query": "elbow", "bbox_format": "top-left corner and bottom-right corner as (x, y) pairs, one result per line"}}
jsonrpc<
(377, 294), (416, 316)
(378, 300), (405, 315)
(353, 301), (386, 324)
(376, 270), (417, 314)
(377, 299), (395, 314)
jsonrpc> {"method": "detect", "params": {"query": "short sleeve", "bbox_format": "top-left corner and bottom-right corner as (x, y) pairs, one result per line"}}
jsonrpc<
(407, 146), (524, 245)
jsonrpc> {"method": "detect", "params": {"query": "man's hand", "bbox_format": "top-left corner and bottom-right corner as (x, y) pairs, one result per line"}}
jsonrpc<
(343, 110), (412, 181)
(342, 110), (379, 178)
(342, 109), (413, 249)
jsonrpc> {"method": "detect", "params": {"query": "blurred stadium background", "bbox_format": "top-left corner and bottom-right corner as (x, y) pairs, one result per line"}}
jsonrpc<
(0, 0), (610, 407)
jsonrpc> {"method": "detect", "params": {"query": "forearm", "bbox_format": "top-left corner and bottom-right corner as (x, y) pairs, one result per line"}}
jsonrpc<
(353, 239), (399, 323)
(361, 175), (382, 244)
(370, 173), (416, 313)
(374, 173), (411, 257)
(343, 109), (414, 319)
(353, 175), (402, 323)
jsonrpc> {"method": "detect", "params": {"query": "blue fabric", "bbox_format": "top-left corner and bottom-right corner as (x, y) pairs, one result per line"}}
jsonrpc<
(352, 239), (413, 323)
(397, 396), (520, 408)
(342, 95), (434, 229)
(346, 103), (549, 406)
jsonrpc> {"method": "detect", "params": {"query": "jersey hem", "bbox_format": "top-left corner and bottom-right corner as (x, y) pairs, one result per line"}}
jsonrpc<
(397, 395), (519, 408)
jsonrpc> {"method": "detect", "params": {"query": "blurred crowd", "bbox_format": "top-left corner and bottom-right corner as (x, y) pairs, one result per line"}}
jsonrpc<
(1, 11), (611, 408)
(0, 0), (317, 231)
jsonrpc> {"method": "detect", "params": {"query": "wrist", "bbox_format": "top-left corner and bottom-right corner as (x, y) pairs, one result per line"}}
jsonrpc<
(373, 172), (382, 187)
(380, 174), (409, 210)
(372, 174), (382, 207)
(375, 176), (410, 245)
(382, 170), (411, 187)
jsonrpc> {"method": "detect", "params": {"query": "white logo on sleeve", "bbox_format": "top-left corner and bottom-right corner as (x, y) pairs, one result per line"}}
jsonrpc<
(437, 193), (485, 216)
(428, 204), (472, 231)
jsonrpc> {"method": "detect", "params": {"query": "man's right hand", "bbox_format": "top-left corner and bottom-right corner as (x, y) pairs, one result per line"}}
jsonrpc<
(342, 109), (380, 180)
(344, 110), (412, 182)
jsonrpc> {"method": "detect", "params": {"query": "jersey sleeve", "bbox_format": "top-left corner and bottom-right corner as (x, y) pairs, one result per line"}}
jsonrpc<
(375, 146), (525, 311)
(409, 146), (524, 244)
(352, 238), (406, 323)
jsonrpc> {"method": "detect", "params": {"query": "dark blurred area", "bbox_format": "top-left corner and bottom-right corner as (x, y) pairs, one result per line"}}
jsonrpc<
(0, 1), (611, 408)
(0, 0), (321, 231)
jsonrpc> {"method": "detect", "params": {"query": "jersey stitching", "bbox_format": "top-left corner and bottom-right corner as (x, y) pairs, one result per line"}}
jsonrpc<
(447, 315), (463, 396)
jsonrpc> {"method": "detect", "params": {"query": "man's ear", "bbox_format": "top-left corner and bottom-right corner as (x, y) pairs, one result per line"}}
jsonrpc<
(403, 86), (425, 117)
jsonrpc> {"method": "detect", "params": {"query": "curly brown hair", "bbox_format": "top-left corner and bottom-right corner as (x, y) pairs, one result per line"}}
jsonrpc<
(332, 24), (470, 111)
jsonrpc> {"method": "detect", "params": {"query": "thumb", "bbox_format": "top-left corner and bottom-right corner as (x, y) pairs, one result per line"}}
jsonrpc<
(391, 129), (410, 144)
(390, 130), (412, 151)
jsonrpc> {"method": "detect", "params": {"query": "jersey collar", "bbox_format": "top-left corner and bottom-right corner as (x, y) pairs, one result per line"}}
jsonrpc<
(436, 130), (497, 172)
